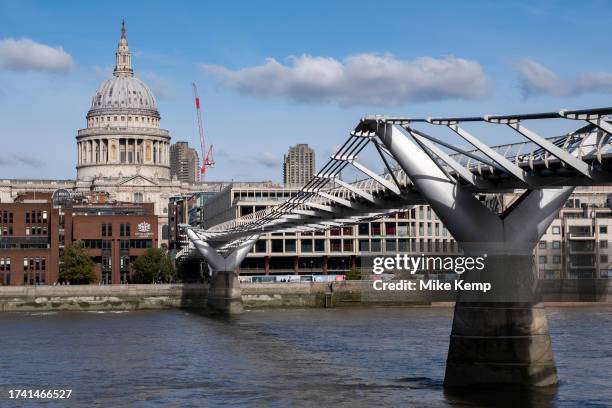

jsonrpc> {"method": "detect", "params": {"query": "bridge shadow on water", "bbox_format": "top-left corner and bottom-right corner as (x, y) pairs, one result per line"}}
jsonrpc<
(443, 385), (558, 407)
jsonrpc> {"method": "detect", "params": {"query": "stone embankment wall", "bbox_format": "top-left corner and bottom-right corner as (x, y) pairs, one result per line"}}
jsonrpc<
(0, 279), (610, 312)
(0, 284), (208, 312)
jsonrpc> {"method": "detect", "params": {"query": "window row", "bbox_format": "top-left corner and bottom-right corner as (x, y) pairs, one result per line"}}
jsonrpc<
(26, 226), (47, 236)
(89, 115), (159, 125)
(25, 210), (47, 224)
(82, 239), (112, 250)
(253, 238), (457, 254)
(23, 257), (46, 271)
(538, 241), (562, 249)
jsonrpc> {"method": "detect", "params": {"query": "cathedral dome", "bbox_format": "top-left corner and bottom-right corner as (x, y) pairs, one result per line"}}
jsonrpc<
(77, 21), (171, 182)
(86, 20), (160, 119)
(88, 75), (158, 117)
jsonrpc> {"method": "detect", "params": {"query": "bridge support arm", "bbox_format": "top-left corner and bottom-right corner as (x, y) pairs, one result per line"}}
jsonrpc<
(376, 122), (574, 388)
(187, 230), (260, 314)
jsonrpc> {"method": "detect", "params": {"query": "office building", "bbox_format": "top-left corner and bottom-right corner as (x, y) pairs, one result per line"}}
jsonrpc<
(283, 144), (315, 187)
(170, 142), (200, 183)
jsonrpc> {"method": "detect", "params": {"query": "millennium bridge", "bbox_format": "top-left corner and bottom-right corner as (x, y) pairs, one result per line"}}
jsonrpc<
(178, 106), (612, 388)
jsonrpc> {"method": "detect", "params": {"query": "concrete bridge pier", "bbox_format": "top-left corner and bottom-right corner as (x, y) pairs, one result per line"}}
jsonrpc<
(378, 123), (574, 388)
(187, 231), (259, 315)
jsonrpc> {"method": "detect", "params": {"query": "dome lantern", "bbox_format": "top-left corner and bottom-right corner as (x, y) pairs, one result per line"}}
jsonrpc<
(114, 20), (133, 77)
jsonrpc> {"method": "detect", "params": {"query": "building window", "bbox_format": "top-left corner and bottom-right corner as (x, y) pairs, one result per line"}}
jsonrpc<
(129, 239), (152, 249)
(538, 241), (547, 249)
(600, 226), (608, 234)
(552, 226), (561, 235)
(285, 239), (296, 253)
(271, 240), (283, 253)
(134, 192), (143, 203)
(553, 255), (561, 264)
(314, 239), (325, 252)
(371, 223), (381, 235)
(552, 241), (561, 249)
(359, 239), (369, 252)
(120, 223), (131, 237)
(539, 255), (547, 264)
(255, 240), (267, 253)
(330, 239), (341, 252)
(601, 254), (609, 264)
(371, 239), (381, 252)
(300, 239), (313, 253)
(102, 223), (113, 237)
(385, 223), (396, 236)
(601, 240), (608, 249)
(358, 224), (369, 236)
(343, 240), (354, 252)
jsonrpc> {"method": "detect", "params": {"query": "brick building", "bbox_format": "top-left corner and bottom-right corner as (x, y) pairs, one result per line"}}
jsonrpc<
(0, 190), (158, 285)
(0, 192), (58, 285)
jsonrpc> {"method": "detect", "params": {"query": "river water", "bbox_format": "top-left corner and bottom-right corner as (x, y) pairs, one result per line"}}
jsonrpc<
(0, 307), (610, 407)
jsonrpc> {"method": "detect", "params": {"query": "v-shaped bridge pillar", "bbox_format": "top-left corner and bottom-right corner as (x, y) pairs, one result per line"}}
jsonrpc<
(187, 230), (259, 315)
(378, 123), (574, 387)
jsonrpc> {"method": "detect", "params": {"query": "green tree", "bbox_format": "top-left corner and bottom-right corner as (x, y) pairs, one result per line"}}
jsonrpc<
(132, 248), (176, 283)
(346, 266), (362, 280)
(60, 241), (96, 284)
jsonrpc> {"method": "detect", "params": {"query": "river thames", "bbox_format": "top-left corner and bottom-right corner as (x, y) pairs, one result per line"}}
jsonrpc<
(0, 307), (610, 407)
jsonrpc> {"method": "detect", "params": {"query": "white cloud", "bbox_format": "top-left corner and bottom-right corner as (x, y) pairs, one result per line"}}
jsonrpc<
(0, 38), (74, 72)
(516, 58), (612, 98)
(202, 53), (489, 106)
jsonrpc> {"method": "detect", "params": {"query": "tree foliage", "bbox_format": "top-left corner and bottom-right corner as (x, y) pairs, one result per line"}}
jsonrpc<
(60, 241), (96, 284)
(346, 266), (362, 280)
(132, 248), (176, 283)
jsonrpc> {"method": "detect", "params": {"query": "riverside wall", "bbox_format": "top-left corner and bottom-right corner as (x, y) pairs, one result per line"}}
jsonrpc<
(0, 279), (610, 312)
(0, 284), (208, 312)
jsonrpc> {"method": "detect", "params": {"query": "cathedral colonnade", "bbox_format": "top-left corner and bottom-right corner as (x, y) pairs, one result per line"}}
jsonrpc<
(76, 137), (170, 166)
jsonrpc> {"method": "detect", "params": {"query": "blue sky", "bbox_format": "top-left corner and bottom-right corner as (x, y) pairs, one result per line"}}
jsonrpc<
(1, 0), (612, 182)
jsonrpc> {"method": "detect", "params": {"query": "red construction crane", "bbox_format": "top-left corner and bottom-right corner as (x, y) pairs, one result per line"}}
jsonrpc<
(192, 82), (214, 178)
